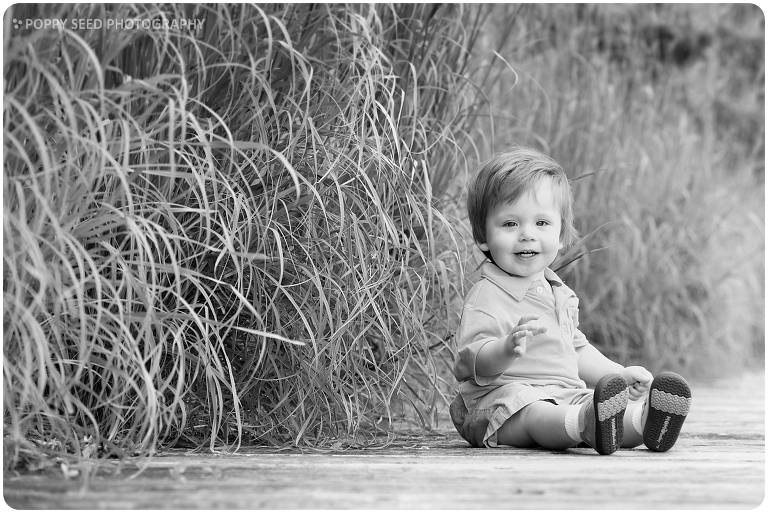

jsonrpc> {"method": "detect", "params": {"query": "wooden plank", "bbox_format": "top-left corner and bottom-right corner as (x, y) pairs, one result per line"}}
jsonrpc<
(4, 371), (765, 509)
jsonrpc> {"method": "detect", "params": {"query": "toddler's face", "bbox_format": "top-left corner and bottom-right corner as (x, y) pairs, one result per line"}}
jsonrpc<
(479, 178), (563, 279)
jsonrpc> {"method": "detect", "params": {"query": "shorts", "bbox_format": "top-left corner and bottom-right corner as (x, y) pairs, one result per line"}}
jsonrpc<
(449, 382), (593, 448)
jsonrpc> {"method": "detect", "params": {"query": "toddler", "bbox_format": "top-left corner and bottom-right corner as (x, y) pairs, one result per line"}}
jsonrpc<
(450, 146), (692, 454)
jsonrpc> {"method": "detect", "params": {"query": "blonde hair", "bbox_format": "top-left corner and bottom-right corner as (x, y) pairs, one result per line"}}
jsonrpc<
(467, 146), (579, 254)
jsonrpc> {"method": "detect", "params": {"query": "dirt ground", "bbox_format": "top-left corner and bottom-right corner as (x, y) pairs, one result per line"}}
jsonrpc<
(4, 370), (765, 509)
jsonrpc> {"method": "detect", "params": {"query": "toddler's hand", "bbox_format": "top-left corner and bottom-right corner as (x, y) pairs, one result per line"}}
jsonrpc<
(620, 366), (653, 400)
(507, 314), (547, 357)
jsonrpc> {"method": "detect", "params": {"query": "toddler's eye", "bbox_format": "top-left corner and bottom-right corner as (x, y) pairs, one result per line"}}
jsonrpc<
(536, 220), (549, 226)
(503, 221), (517, 227)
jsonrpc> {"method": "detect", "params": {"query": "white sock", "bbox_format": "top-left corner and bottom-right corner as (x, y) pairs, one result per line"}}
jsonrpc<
(631, 402), (645, 435)
(564, 404), (583, 442)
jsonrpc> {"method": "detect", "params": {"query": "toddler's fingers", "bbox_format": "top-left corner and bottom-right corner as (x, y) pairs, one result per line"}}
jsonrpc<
(516, 324), (548, 336)
(517, 314), (540, 326)
(625, 367), (653, 387)
(629, 381), (649, 399)
(637, 368), (653, 384)
(509, 331), (528, 352)
(511, 330), (528, 344)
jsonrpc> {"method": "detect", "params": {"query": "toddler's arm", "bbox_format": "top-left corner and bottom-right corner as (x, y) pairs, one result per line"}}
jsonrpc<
(576, 344), (652, 399)
(475, 314), (547, 377)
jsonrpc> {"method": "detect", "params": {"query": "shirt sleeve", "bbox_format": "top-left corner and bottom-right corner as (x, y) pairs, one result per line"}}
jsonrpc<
(453, 306), (507, 386)
(572, 327), (590, 348)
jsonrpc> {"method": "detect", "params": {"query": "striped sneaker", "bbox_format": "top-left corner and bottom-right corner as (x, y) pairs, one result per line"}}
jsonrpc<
(643, 371), (692, 452)
(581, 374), (629, 455)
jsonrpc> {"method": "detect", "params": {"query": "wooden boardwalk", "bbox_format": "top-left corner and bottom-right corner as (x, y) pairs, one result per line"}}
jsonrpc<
(4, 370), (765, 509)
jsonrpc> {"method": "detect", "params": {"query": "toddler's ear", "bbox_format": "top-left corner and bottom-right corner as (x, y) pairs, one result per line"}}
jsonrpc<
(478, 242), (490, 252)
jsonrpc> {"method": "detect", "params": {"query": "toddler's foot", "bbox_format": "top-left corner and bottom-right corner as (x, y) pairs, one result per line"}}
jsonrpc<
(643, 371), (692, 452)
(580, 374), (629, 455)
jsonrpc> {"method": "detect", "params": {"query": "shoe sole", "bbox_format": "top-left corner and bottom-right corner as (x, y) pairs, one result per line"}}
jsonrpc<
(643, 371), (691, 452)
(593, 374), (629, 455)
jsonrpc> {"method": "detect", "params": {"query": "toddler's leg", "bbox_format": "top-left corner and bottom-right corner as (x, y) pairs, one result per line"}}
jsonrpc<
(622, 402), (644, 448)
(577, 374), (629, 454)
(622, 372), (692, 451)
(643, 371), (692, 451)
(496, 374), (629, 455)
(495, 400), (575, 450)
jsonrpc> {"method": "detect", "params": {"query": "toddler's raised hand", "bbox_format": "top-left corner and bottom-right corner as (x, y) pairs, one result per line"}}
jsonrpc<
(507, 314), (547, 357)
(620, 366), (653, 400)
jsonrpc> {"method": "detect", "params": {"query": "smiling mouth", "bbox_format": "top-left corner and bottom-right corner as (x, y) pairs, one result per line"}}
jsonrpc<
(516, 251), (539, 258)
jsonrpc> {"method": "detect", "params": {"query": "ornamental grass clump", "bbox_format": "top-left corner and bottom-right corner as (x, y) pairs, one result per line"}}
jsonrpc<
(3, 3), (487, 467)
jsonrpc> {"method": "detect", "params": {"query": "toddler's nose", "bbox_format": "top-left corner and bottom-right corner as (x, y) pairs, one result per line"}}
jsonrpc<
(518, 225), (536, 241)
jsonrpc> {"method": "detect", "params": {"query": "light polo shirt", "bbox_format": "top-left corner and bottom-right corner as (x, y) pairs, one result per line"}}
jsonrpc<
(453, 261), (591, 410)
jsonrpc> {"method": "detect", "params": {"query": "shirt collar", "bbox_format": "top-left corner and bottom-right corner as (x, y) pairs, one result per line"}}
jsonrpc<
(480, 261), (565, 301)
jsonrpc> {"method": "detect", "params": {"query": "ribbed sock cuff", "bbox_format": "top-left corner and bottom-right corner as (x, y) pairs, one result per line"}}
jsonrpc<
(631, 402), (644, 435)
(564, 404), (583, 442)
